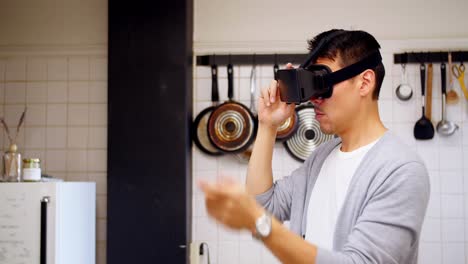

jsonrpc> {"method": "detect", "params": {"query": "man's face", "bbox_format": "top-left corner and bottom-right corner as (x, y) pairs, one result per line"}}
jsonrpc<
(310, 57), (362, 135)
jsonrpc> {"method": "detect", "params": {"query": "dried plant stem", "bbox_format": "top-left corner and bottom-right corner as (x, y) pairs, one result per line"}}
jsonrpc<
(13, 107), (27, 144)
(0, 117), (13, 144)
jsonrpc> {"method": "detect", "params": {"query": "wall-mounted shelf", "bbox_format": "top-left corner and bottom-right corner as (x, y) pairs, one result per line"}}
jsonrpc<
(394, 51), (468, 64)
(196, 53), (307, 66)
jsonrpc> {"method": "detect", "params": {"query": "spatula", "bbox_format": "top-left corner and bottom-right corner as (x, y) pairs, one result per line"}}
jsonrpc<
(414, 63), (434, 140)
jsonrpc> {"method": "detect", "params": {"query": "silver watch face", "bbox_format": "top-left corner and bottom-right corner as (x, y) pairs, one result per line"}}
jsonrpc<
(256, 214), (272, 237)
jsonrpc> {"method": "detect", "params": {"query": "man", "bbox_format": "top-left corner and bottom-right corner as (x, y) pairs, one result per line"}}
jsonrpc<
(199, 29), (430, 263)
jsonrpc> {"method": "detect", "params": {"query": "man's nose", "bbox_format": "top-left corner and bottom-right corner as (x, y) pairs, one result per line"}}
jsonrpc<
(310, 97), (323, 106)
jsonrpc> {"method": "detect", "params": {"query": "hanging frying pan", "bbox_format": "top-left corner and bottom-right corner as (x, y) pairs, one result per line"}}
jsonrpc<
(192, 64), (223, 156)
(274, 61), (298, 141)
(284, 103), (334, 162)
(208, 63), (256, 153)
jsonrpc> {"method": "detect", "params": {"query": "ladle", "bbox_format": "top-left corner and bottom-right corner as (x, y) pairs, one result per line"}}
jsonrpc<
(436, 63), (459, 136)
(395, 64), (413, 101)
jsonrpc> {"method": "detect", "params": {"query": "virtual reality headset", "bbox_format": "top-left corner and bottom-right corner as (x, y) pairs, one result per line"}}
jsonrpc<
(277, 31), (383, 104)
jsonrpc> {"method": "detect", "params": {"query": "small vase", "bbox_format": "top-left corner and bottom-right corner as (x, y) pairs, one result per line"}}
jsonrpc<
(3, 144), (22, 182)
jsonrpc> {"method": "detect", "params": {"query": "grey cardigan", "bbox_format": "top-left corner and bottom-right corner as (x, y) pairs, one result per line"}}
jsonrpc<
(256, 131), (430, 264)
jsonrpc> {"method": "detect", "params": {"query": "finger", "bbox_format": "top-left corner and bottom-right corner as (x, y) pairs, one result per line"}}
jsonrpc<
(199, 179), (231, 199)
(286, 63), (294, 69)
(261, 87), (271, 106)
(269, 80), (278, 103)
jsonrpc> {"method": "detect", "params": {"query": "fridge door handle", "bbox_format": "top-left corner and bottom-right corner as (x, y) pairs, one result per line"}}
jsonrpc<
(41, 196), (50, 264)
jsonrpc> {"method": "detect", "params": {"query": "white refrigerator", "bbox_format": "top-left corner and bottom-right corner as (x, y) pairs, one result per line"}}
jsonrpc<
(0, 182), (96, 264)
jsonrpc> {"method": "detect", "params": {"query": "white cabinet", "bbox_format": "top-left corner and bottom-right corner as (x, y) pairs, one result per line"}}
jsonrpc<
(0, 182), (96, 264)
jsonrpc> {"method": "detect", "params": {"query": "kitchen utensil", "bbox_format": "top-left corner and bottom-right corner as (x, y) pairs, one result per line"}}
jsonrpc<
(236, 64), (259, 162)
(452, 62), (468, 100)
(446, 52), (459, 104)
(275, 63), (298, 141)
(284, 103), (334, 162)
(192, 64), (223, 156)
(395, 64), (413, 101)
(436, 63), (459, 136)
(208, 63), (256, 153)
(425, 63), (433, 121)
(413, 64), (434, 140)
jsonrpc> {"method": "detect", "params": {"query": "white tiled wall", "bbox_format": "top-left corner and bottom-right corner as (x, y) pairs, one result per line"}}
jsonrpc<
(192, 41), (468, 264)
(0, 55), (108, 264)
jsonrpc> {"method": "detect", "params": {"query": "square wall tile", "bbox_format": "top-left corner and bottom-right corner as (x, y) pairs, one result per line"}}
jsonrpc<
(96, 195), (107, 218)
(426, 193), (441, 218)
(67, 150), (87, 171)
(24, 104), (46, 126)
(97, 219), (106, 242)
(88, 173), (107, 195)
(417, 147), (439, 171)
(441, 194), (463, 218)
(89, 81), (107, 103)
(47, 82), (67, 103)
(89, 104), (107, 125)
(4, 104), (26, 127)
(6, 57), (26, 81)
(421, 218), (441, 242)
(69, 57), (89, 81)
(27, 58), (47, 81)
(196, 78), (212, 101)
(442, 243), (464, 264)
(68, 127), (88, 148)
(196, 66), (211, 78)
(0, 60), (5, 81)
(68, 104), (89, 125)
(440, 170), (463, 194)
(47, 58), (68, 81)
(428, 170), (441, 194)
(440, 146), (463, 170)
(262, 246), (281, 264)
(68, 81), (89, 103)
(46, 127), (67, 149)
(97, 243), (106, 264)
(26, 82), (47, 103)
(218, 225), (240, 242)
(46, 104), (67, 126)
(418, 242), (442, 264)
(67, 172), (88, 182)
(45, 150), (67, 171)
(0, 82), (4, 103)
(218, 241), (239, 264)
(24, 127), (46, 149)
(442, 218), (464, 242)
(88, 127), (107, 148)
(87, 149), (107, 171)
(239, 241), (262, 264)
(5, 82), (26, 103)
(195, 217), (218, 241)
(90, 57), (107, 81)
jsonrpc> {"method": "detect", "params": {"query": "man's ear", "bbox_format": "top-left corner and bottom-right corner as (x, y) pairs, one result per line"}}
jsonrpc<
(359, 69), (375, 97)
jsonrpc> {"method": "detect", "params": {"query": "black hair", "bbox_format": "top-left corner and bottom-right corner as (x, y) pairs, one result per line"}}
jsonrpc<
(307, 29), (385, 100)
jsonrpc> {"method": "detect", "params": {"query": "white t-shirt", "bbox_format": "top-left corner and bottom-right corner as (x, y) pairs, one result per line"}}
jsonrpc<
(305, 138), (380, 249)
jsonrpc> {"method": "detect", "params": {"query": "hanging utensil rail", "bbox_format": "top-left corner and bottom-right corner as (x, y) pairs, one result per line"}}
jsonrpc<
(394, 51), (468, 64)
(196, 54), (307, 66)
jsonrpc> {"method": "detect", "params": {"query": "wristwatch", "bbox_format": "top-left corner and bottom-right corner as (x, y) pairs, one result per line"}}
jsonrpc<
(253, 212), (272, 240)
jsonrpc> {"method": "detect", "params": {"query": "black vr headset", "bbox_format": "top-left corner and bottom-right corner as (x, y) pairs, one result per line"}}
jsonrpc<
(277, 30), (383, 104)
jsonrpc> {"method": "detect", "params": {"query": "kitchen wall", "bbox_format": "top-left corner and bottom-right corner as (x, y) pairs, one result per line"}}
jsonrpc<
(192, 1), (468, 263)
(0, 0), (107, 263)
(0, 53), (108, 264)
